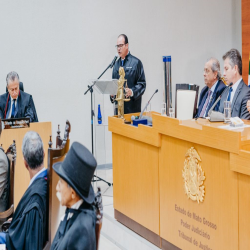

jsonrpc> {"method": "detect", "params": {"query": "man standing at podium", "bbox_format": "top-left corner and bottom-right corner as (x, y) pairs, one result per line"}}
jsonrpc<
(0, 71), (38, 122)
(218, 49), (250, 119)
(111, 34), (146, 114)
(196, 58), (226, 117)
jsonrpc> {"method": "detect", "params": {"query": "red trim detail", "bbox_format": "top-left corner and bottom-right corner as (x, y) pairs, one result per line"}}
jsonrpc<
(4, 94), (10, 119)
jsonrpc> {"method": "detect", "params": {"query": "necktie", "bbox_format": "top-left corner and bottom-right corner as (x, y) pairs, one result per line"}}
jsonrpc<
(121, 60), (124, 66)
(59, 208), (69, 237)
(200, 90), (212, 117)
(11, 99), (16, 118)
(227, 87), (233, 101)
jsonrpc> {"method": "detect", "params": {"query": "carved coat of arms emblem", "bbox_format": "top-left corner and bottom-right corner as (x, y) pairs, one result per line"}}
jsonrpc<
(182, 147), (205, 204)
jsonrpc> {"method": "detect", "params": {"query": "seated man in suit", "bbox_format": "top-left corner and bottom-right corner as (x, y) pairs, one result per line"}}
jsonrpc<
(51, 142), (97, 250)
(218, 49), (250, 119)
(0, 71), (38, 122)
(0, 131), (47, 250)
(196, 58), (226, 117)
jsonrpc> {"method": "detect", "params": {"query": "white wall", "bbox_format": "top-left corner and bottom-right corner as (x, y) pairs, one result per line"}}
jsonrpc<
(0, 0), (241, 153)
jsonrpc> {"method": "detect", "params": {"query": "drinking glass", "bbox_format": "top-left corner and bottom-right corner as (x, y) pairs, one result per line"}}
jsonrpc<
(169, 107), (175, 118)
(224, 101), (231, 123)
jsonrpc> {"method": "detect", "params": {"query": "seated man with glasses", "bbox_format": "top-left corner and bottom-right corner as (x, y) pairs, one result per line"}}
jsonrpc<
(111, 34), (146, 114)
(0, 71), (38, 122)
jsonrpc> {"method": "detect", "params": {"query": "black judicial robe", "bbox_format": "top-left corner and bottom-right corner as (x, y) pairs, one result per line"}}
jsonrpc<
(51, 202), (96, 250)
(112, 52), (146, 114)
(5, 176), (47, 250)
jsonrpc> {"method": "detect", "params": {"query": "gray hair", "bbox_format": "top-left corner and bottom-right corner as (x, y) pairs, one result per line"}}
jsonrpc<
(22, 131), (44, 170)
(222, 49), (242, 75)
(207, 57), (221, 80)
(6, 71), (19, 86)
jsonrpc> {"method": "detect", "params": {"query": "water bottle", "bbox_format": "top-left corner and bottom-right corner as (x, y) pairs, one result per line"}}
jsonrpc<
(98, 104), (102, 124)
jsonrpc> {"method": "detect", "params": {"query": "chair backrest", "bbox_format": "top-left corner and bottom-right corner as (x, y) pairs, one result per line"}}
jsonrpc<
(94, 187), (103, 250)
(6, 140), (16, 208)
(175, 83), (199, 120)
(6, 82), (24, 92)
(43, 121), (71, 250)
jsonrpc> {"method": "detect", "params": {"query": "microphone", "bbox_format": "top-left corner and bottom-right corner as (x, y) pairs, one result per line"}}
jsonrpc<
(207, 82), (233, 117)
(139, 89), (158, 119)
(110, 55), (118, 68)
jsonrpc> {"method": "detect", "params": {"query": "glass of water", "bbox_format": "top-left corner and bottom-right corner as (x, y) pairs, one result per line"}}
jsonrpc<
(161, 102), (166, 116)
(169, 107), (175, 118)
(224, 101), (231, 123)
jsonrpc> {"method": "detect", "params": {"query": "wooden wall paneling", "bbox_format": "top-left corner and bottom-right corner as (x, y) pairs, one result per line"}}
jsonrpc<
(242, 0), (250, 83)
(112, 133), (160, 236)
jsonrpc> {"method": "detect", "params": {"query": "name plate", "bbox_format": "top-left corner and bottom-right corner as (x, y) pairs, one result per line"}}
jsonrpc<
(2, 118), (30, 129)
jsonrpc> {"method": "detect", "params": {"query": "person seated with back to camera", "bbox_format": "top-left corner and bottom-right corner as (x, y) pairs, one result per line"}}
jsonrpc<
(0, 118), (10, 214)
(0, 71), (38, 122)
(51, 142), (97, 250)
(0, 131), (47, 250)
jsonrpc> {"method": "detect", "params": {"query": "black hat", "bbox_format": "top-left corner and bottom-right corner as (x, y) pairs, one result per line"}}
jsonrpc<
(53, 142), (97, 204)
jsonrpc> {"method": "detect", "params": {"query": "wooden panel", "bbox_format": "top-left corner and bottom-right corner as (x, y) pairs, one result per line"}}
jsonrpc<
(159, 135), (238, 250)
(108, 116), (161, 147)
(153, 114), (241, 154)
(51, 156), (65, 241)
(239, 173), (250, 250)
(1, 122), (52, 207)
(230, 149), (250, 175)
(242, 0), (250, 83)
(112, 133), (160, 235)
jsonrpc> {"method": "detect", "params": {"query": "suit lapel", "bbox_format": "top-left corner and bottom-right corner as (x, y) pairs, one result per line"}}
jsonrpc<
(197, 88), (208, 116)
(231, 80), (243, 111)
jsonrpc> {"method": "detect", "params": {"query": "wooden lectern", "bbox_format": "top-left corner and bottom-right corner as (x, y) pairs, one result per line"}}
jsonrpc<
(109, 113), (250, 250)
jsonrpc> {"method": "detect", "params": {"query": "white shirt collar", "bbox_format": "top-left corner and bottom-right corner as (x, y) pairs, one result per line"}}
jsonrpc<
(61, 199), (84, 221)
(10, 96), (18, 103)
(29, 167), (46, 187)
(71, 199), (83, 209)
(232, 78), (242, 92)
(230, 78), (242, 102)
(210, 80), (218, 93)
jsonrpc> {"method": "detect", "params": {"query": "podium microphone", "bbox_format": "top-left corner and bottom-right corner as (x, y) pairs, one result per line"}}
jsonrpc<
(110, 55), (118, 68)
(139, 89), (158, 119)
(207, 82), (233, 117)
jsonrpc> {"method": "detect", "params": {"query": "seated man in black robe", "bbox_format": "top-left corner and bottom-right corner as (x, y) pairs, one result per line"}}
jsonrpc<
(0, 131), (47, 250)
(51, 142), (97, 250)
(0, 71), (38, 122)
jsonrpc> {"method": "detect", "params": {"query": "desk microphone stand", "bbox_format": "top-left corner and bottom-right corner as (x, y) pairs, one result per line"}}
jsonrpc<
(84, 58), (116, 187)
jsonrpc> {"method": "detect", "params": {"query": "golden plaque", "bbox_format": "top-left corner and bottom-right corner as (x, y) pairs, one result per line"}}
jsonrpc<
(182, 147), (205, 204)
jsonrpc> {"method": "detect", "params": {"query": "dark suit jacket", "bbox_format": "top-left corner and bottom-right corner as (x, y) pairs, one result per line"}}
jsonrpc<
(218, 79), (250, 119)
(0, 91), (38, 122)
(196, 80), (226, 117)
(112, 53), (146, 114)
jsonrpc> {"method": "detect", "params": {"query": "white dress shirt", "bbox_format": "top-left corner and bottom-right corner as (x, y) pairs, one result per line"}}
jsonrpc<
(202, 80), (218, 117)
(61, 199), (84, 221)
(8, 96), (18, 119)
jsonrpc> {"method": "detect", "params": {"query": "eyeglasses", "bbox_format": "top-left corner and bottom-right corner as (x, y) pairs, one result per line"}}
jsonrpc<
(115, 43), (127, 49)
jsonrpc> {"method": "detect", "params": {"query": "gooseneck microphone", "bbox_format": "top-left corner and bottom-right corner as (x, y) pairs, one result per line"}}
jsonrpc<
(207, 82), (233, 117)
(139, 89), (158, 119)
(109, 55), (118, 68)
